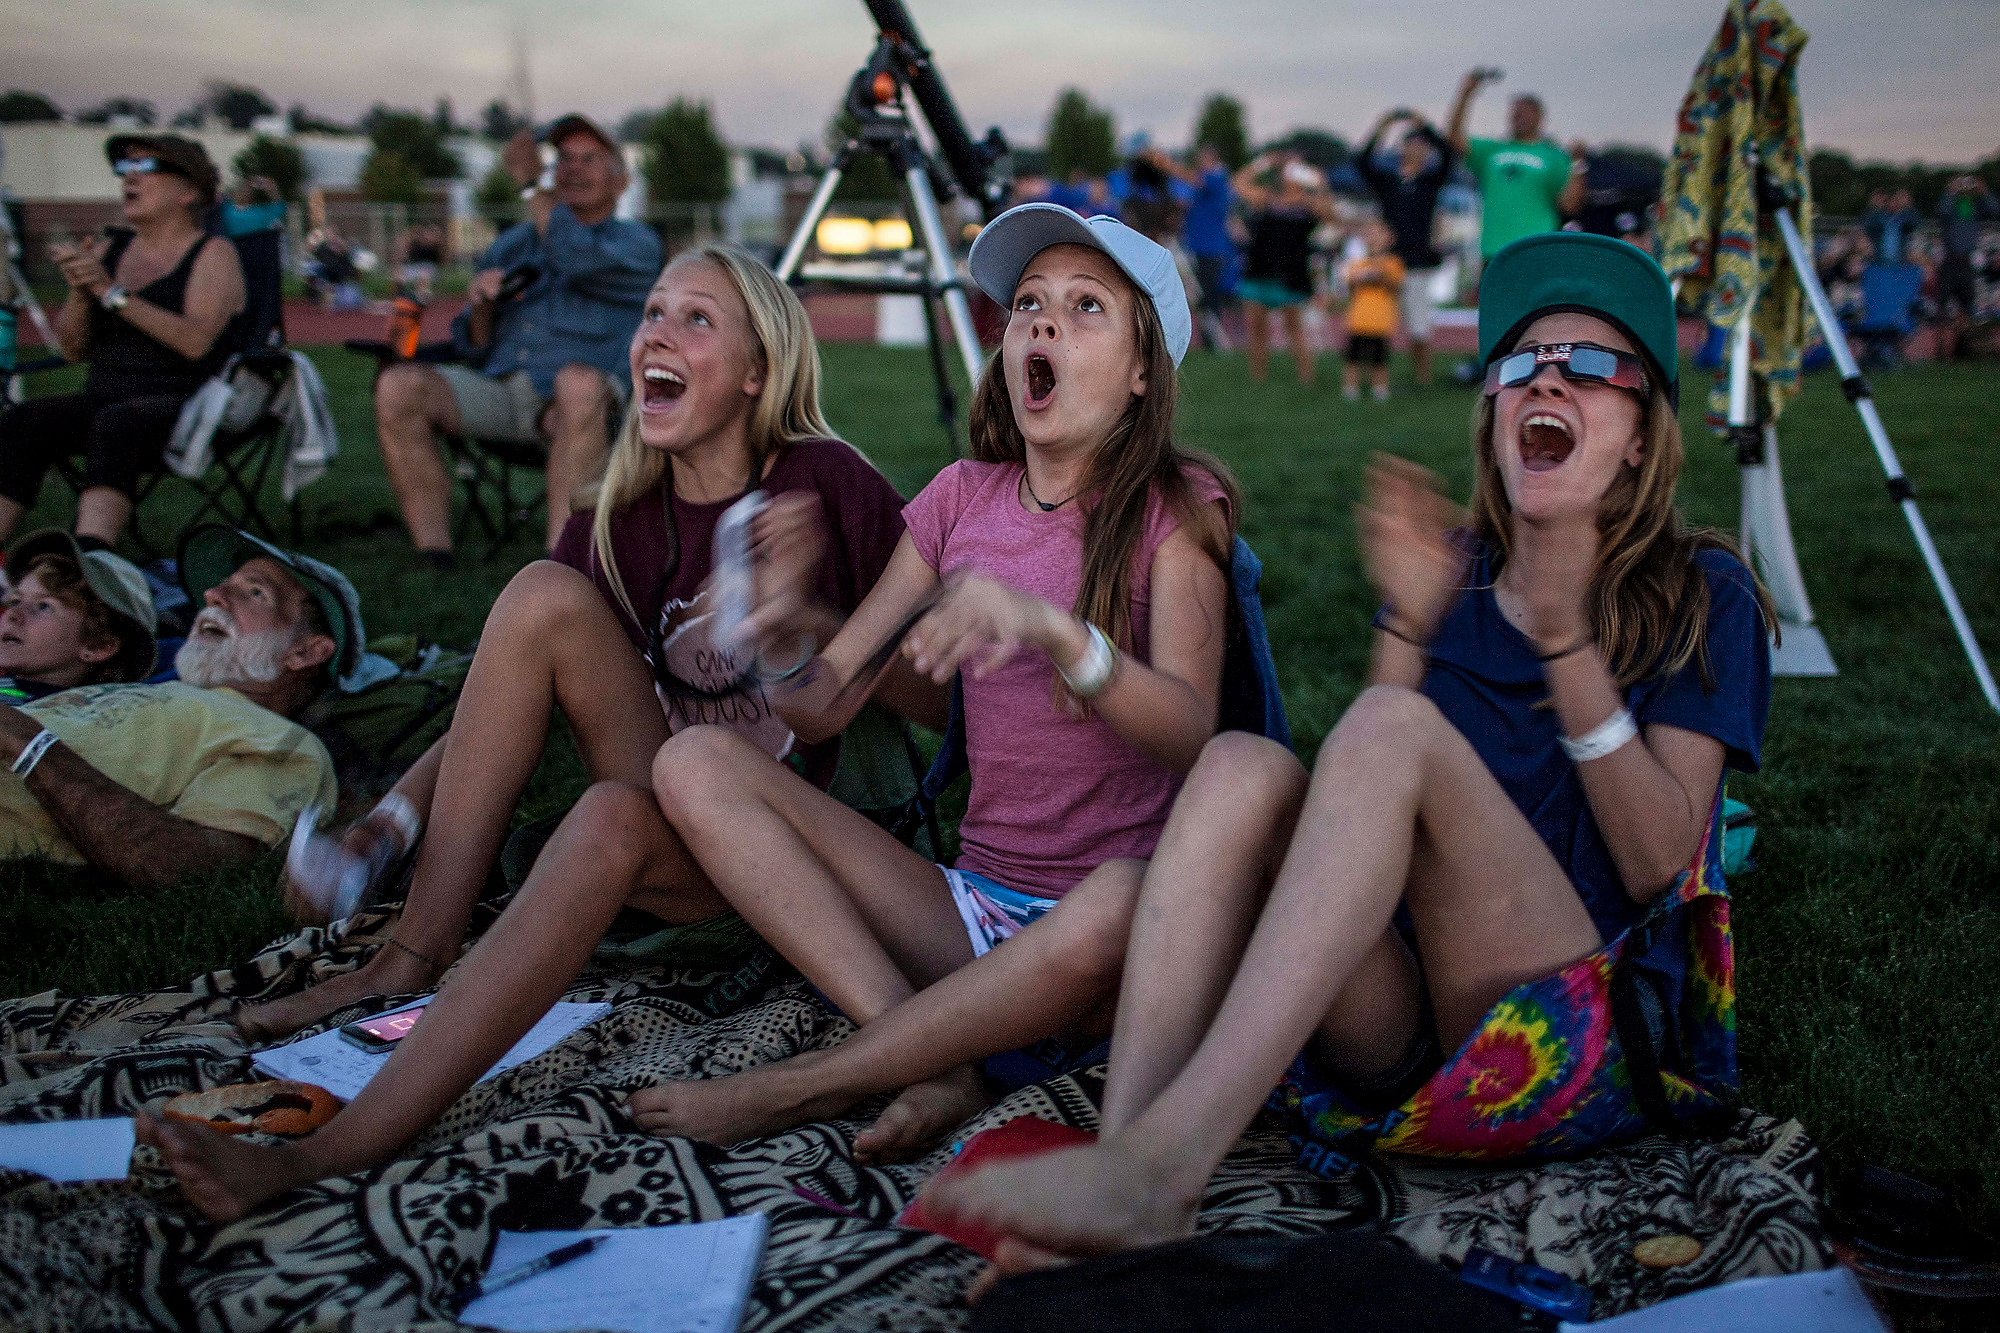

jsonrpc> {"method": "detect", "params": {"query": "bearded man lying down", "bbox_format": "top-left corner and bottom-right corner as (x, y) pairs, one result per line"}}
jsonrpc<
(0, 526), (362, 890)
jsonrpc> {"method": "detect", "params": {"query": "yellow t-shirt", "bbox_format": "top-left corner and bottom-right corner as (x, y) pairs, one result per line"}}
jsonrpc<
(0, 682), (336, 864)
(1342, 254), (1407, 338)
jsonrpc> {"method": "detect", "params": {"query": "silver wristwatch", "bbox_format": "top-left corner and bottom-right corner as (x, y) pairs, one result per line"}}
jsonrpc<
(99, 285), (129, 312)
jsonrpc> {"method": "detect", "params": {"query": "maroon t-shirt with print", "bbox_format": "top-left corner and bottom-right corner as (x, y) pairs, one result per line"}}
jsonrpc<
(551, 436), (906, 787)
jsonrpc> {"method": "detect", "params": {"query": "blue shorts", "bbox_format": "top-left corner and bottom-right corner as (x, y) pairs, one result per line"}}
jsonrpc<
(939, 867), (1112, 1095)
(944, 868), (1057, 957)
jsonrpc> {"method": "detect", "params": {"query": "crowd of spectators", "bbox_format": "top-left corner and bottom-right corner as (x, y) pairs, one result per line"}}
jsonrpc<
(0, 96), (1990, 912)
(1811, 179), (2000, 365)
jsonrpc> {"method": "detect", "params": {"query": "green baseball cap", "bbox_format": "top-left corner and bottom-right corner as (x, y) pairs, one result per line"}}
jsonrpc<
(1478, 232), (1679, 408)
(177, 526), (367, 691)
(4, 530), (159, 682)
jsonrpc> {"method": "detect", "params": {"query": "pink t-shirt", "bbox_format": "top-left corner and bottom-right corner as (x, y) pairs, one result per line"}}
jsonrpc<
(902, 459), (1228, 898)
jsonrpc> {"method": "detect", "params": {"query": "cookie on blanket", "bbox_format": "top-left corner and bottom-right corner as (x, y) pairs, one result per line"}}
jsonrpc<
(1633, 1234), (1704, 1269)
(162, 1080), (339, 1136)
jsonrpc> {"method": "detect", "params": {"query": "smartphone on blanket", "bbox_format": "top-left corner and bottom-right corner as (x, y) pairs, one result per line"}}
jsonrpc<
(338, 1002), (427, 1053)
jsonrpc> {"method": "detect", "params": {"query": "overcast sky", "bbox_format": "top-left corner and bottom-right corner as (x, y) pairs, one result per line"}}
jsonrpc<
(9, 0), (1997, 163)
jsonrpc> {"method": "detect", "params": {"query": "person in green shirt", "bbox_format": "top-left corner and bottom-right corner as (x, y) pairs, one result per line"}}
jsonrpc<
(1448, 68), (1572, 258)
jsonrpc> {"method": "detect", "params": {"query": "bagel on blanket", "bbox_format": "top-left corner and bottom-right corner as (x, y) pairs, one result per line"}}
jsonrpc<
(162, 1080), (339, 1136)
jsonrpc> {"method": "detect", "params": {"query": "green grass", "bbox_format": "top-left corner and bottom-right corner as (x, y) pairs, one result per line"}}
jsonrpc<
(2, 343), (1996, 1249)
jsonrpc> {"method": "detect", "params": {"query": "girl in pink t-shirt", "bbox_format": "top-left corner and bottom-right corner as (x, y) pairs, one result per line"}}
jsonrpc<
(631, 206), (1241, 1160)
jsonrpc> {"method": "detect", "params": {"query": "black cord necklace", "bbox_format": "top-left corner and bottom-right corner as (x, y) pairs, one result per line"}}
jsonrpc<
(1022, 470), (1077, 512)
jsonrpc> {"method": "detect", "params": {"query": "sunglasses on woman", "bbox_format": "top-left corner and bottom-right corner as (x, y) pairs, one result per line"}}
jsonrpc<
(112, 157), (162, 177)
(1483, 342), (1648, 396)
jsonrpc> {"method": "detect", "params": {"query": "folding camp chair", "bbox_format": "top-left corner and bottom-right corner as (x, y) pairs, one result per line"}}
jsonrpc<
(1854, 262), (1924, 368)
(342, 338), (562, 561)
(43, 226), (303, 557)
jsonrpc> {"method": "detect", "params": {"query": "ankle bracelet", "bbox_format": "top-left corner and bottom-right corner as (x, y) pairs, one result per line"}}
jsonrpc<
(384, 936), (446, 974)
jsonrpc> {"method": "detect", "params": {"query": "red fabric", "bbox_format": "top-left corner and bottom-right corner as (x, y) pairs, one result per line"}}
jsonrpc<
(896, 1116), (1098, 1260)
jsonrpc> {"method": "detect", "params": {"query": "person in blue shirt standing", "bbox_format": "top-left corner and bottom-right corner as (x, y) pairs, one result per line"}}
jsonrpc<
(373, 114), (660, 563)
(1149, 145), (1237, 352)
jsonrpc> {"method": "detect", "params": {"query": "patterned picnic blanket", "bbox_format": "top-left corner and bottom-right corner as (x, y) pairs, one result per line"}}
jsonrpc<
(0, 902), (1830, 1331)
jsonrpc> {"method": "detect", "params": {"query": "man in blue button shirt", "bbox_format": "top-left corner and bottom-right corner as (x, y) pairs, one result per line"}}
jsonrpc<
(373, 115), (660, 562)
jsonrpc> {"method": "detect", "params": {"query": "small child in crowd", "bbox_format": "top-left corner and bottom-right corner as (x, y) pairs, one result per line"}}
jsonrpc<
(1341, 220), (1405, 402)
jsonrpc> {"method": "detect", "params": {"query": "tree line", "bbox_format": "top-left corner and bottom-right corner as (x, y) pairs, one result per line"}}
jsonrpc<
(5, 84), (1994, 218)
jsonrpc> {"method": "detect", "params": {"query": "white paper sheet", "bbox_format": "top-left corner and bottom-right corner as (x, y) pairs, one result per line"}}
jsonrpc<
(252, 998), (611, 1102)
(1560, 1266), (1890, 1332)
(0, 1117), (136, 1181)
(457, 1215), (769, 1333)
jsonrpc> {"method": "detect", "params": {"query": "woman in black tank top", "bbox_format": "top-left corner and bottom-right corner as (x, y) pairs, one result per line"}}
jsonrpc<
(1230, 152), (1337, 387)
(0, 134), (246, 547)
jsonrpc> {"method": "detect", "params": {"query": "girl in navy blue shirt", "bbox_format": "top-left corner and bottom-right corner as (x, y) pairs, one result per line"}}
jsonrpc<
(917, 233), (1778, 1266)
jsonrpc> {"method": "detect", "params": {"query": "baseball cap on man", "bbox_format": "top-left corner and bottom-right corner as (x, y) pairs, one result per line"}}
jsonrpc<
(177, 526), (369, 692)
(1477, 231), (1680, 407)
(4, 530), (159, 683)
(969, 203), (1193, 365)
(543, 114), (620, 159)
(102, 134), (220, 206)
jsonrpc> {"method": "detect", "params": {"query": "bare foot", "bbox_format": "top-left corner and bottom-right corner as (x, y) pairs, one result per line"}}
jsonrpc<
(965, 1238), (1076, 1302)
(853, 1064), (989, 1165)
(134, 1111), (321, 1223)
(233, 945), (441, 1047)
(628, 1051), (858, 1145)
(919, 1139), (1201, 1259)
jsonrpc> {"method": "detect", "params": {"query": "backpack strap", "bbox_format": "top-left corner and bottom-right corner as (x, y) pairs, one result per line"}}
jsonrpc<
(1609, 795), (1737, 1140)
(1608, 922), (1685, 1136)
(921, 673), (968, 802)
(885, 673), (966, 859)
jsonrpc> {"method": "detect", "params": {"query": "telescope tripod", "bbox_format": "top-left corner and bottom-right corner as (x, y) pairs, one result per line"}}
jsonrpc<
(1727, 158), (1996, 711)
(776, 37), (989, 448)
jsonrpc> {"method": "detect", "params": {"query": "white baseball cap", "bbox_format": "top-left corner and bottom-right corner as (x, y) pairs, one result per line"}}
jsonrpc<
(968, 203), (1192, 365)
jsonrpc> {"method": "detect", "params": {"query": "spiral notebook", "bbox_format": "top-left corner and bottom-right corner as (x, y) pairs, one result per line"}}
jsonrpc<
(457, 1215), (769, 1333)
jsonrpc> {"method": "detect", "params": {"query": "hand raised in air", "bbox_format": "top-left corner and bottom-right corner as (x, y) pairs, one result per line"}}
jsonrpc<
(1355, 453), (1470, 645)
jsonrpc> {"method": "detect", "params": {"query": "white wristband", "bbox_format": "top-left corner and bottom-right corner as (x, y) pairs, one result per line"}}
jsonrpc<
(1058, 622), (1117, 699)
(10, 729), (58, 778)
(371, 790), (423, 854)
(1559, 707), (1638, 764)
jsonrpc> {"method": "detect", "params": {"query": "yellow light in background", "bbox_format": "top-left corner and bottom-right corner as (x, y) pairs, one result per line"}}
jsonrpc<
(816, 217), (875, 255)
(872, 218), (914, 251)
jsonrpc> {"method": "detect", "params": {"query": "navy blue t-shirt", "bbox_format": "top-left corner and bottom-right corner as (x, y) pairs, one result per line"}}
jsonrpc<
(1416, 544), (1770, 946)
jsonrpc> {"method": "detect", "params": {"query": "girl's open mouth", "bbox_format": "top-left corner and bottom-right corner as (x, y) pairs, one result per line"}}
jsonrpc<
(642, 365), (687, 408)
(1519, 414), (1575, 472)
(1023, 353), (1056, 408)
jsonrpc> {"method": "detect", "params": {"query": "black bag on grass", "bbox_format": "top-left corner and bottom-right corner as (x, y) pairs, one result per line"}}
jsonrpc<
(299, 633), (473, 808)
(971, 1232), (1525, 1333)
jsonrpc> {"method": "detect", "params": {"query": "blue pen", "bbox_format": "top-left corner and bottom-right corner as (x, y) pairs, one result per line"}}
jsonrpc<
(450, 1233), (610, 1312)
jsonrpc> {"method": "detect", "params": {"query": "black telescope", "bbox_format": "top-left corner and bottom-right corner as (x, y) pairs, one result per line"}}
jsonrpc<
(861, 0), (1009, 209)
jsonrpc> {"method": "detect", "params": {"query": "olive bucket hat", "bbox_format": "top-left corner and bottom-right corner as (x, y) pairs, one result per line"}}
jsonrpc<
(177, 526), (368, 691)
(4, 530), (159, 682)
(1478, 232), (1680, 408)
